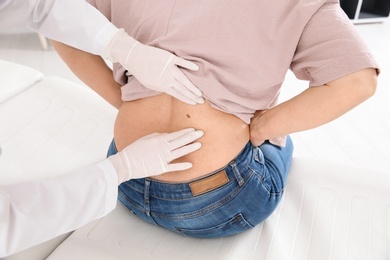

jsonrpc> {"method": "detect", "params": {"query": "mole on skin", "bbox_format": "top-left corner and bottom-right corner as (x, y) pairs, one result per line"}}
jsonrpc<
(186, 114), (191, 118)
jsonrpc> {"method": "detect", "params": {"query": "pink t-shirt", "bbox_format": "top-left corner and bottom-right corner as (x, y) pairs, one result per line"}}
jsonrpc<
(87, 0), (379, 146)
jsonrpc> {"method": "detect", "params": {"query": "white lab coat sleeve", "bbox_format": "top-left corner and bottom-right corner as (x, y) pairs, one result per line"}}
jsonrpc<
(0, 0), (118, 54)
(0, 160), (118, 257)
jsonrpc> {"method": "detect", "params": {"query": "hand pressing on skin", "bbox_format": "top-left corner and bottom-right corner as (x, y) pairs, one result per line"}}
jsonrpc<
(108, 128), (204, 184)
(102, 29), (204, 105)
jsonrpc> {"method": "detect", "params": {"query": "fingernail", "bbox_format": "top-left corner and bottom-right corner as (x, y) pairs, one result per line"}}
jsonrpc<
(193, 142), (202, 149)
(194, 89), (203, 96)
(196, 130), (204, 137)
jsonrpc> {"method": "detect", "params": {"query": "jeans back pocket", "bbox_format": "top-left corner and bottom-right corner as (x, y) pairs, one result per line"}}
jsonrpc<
(174, 213), (253, 238)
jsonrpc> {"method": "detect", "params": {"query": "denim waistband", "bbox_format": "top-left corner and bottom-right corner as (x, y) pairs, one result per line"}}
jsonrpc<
(120, 141), (258, 200)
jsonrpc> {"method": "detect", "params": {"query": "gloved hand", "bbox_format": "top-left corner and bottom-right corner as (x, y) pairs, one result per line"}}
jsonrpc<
(102, 29), (204, 105)
(107, 128), (204, 184)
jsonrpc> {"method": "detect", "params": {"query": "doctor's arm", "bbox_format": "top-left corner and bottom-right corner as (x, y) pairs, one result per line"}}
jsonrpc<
(0, 128), (203, 257)
(0, 0), (202, 105)
(0, 161), (118, 258)
(250, 68), (377, 146)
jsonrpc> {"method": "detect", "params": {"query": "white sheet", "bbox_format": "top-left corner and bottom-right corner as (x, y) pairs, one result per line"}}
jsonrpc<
(0, 76), (116, 185)
(0, 60), (43, 104)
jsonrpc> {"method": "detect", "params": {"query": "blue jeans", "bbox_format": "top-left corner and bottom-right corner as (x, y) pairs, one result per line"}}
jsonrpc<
(107, 137), (293, 238)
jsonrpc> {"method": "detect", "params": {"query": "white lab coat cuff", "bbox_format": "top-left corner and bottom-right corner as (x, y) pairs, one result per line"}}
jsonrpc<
(96, 160), (119, 215)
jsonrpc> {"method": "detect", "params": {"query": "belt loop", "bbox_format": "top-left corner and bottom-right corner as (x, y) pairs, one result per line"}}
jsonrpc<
(230, 161), (244, 186)
(254, 146), (265, 164)
(144, 179), (151, 216)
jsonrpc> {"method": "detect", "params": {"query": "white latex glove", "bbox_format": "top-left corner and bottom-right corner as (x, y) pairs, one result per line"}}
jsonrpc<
(102, 29), (204, 105)
(107, 128), (204, 184)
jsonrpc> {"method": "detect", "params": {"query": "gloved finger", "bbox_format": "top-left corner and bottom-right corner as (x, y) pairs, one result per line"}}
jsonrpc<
(173, 68), (203, 98)
(166, 162), (193, 172)
(173, 56), (199, 71)
(163, 128), (197, 142)
(172, 83), (204, 105)
(167, 129), (204, 149)
(165, 88), (197, 105)
(170, 142), (202, 161)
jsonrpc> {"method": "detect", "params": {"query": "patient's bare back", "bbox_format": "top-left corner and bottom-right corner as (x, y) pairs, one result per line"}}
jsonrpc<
(114, 94), (249, 182)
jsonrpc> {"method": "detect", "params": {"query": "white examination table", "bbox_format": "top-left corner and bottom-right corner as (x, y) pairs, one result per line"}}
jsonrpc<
(0, 60), (389, 260)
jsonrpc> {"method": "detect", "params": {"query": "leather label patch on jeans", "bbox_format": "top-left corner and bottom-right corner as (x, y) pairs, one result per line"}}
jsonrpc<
(189, 170), (229, 196)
